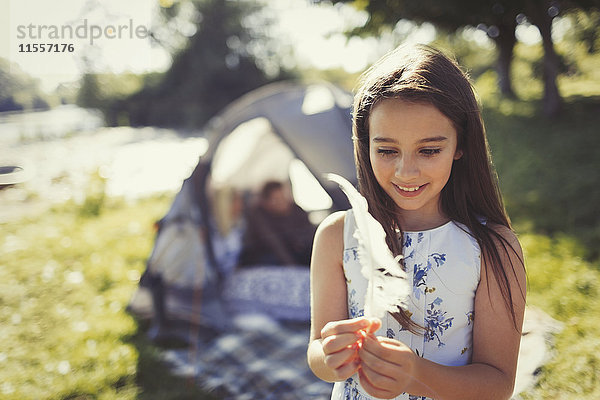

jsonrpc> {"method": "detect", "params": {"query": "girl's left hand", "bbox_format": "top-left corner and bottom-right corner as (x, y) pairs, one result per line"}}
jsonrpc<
(358, 333), (417, 399)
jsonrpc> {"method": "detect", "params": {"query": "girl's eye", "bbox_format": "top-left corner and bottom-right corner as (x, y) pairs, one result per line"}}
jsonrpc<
(420, 148), (441, 156)
(376, 148), (397, 157)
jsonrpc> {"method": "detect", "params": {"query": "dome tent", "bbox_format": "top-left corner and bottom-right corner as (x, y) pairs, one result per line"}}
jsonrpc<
(128, 81), (357, 342)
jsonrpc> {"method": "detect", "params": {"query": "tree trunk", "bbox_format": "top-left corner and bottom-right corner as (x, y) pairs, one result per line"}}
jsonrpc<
(528, 2), (562, 116)
(494, 20), (517, 98)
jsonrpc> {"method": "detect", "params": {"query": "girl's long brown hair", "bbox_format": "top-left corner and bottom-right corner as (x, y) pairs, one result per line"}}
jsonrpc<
(352, 44), (525, 332)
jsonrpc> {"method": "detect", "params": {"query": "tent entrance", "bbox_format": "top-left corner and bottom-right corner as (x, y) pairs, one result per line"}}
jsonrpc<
(209, 116), (333, 232)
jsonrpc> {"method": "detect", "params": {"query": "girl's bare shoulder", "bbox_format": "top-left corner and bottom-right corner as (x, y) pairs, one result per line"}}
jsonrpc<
(316, 210), (346, 235)
(483, 223), (526, 283)
(486, 223), (522, 253)
(313, 211), (346, 253)
(318, 210), (347, 227)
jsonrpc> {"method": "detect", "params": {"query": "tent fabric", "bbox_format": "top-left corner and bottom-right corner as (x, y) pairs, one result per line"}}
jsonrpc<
(128, 80), (356, 331)
(127, 81), (356, 397)
(210, 117), (296, 189)
(203, 81), (356, 207)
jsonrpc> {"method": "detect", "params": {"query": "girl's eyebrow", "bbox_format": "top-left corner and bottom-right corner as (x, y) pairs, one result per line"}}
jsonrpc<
(418, 136), (448, 144)
(371, 135), (448, 144)
(371, 136), (397, 143)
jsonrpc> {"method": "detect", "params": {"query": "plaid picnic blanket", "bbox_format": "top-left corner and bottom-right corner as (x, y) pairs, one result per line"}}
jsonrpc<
(162, 317), (333, 399)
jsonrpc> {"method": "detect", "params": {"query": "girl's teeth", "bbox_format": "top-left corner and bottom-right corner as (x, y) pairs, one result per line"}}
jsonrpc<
(399, 185), (420, 192)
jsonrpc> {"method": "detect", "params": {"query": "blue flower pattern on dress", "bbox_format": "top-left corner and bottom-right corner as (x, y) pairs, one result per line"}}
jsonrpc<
(344, 246), (359, 263)
(424, 297), (454, 347)
(348, 288), (364, 318)
(342, 378), (373, 400)
(411, 252), (446, 300)
(336, 216), (478, 400)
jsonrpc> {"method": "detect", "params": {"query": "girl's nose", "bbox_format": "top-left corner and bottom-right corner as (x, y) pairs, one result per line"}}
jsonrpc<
(395, 156), (419, 180)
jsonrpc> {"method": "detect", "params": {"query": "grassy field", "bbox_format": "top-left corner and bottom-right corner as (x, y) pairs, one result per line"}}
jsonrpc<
(520, 234), (600, 399)
(0, 196), (217, 400)
(1, 191), (599, 399)
(472, 41), (600, 259)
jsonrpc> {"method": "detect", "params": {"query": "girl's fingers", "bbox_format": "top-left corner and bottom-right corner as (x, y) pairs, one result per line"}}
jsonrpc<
(358, 365), (397, 399)
(365, 317), (382, 334)
(358, 340), (399, 379)
(358, 334), (416, 397)
(336, 357), (361, 380)
(325, 348), (358, 369)
(360, 334), (413, 366)
(323, 347), (358, 370)
(320, 317), (371, 337)
(322, 332), (362, 354)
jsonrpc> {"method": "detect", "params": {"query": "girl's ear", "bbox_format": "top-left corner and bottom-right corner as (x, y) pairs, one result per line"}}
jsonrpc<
(454, 149), (464, 160)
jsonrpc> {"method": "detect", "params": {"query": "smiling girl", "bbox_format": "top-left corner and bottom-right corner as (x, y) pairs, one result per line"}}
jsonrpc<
(307, 45), (526, 399)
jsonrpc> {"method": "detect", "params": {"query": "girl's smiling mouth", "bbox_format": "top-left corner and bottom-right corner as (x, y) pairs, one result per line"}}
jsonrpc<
(392, 182), (428, 196)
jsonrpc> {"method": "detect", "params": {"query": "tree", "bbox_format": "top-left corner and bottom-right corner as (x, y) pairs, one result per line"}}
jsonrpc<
(76, 73), (103, 110)
(336, 1), (521, 98)
(524, 1), (563, 116)
(112, 0), (294, 128)
(0, 58), (50, 112)
(331, 0), (600, 116)
(523, 0), (600, 115)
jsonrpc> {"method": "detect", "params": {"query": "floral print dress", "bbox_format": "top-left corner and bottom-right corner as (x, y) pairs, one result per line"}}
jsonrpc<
(331, 210), (481, 400)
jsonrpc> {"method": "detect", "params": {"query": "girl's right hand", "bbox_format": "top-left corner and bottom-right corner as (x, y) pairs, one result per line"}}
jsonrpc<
(320, 317), (381, 381)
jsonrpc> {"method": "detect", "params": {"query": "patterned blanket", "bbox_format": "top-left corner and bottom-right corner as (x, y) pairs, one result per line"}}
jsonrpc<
(162, 317), (333, 399)
(135, 263), (331, 398)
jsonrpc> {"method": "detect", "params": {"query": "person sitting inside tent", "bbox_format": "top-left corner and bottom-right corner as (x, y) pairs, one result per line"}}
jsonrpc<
(237, 180), (316, 267)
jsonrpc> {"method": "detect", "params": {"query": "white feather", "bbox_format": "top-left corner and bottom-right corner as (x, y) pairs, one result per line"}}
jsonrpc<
(327, 173), (410, 319)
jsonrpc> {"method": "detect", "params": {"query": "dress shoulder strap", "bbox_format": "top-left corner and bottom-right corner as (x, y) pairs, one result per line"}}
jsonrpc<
(343, 209), (358, 248)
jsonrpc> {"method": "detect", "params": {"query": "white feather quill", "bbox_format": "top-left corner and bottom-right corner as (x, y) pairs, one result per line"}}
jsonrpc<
(327, 173), (410, 319)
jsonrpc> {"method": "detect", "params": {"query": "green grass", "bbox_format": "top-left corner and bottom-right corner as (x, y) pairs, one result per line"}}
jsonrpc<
(2, 194), (598, 399)
(0, 195), (217, 400)
(520, 233), (600, 399)
(472, 46), (600, 397)
(482, 94), (600, 258)
(473, 43), (600, 259)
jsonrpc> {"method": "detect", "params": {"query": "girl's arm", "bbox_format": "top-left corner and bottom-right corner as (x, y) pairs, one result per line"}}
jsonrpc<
(358, 225), (527, 400)
(307, 211), (371, 382)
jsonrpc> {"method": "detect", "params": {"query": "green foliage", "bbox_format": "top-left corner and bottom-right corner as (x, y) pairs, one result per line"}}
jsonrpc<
(297, 67), (362, 92)
(0, 196), (216, 399)
(564, 9), (600, 54)
(482, 93), (600, 259)
(467, 41), (600, 258)
(520, 233), (600, 399)
(338, 0), (476, 34)
(75, 72), (149, 124)
(76, 73), (103, 110)
(430, 30), (497, 79)
(334, 1), (600, 116)
(0, 58), (51, 112)
(77, 171), (108, 218)
(108, 0), (295, 129)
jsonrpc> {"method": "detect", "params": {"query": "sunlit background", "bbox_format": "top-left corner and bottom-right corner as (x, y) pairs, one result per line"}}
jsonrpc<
(1, 0), (394, 214)
(1, 0), (578, 214)
(1, 0), (599, 399)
